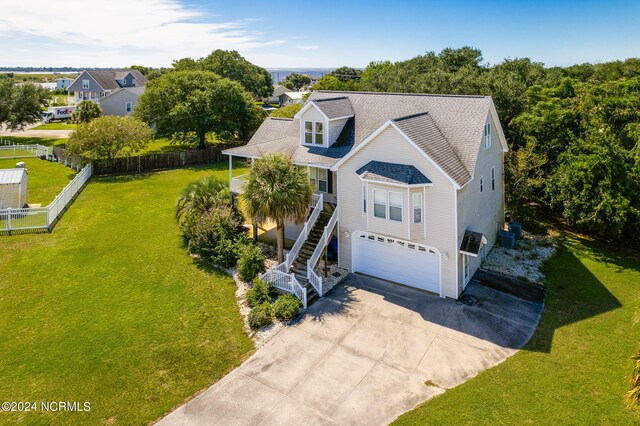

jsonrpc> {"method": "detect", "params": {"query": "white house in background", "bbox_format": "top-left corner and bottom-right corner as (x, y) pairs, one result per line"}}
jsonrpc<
(267, 85), (289, 104)
(225, 91), (507, 304)
(0, 168), (28, 209)
(99, 87), (145, 116)
(278, 91), (309, 106)
(56, 78), (73, 91)
(66, 69), (146, 108)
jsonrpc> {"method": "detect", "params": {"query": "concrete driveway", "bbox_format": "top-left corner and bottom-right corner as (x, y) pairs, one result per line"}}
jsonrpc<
(158, 274), (543, 425)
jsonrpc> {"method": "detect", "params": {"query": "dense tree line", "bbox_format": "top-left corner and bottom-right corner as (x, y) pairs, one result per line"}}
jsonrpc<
(311, 47), (640, 242)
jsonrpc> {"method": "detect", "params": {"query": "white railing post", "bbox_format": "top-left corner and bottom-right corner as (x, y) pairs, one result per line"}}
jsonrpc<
(7, 208), (11, 232)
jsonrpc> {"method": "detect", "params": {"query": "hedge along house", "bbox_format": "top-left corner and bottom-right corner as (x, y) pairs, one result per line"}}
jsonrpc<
(0, 168), (28, 209)
(225, 91), (507, 304)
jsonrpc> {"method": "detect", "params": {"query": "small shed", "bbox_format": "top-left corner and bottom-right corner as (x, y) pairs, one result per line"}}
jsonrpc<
(0, 168), (28, 209)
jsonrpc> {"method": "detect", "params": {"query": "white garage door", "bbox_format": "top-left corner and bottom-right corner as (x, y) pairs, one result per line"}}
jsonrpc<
(353, 232), (441, 295)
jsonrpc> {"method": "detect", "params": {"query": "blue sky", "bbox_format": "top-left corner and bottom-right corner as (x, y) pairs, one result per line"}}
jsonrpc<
(1, 0), (639, 68)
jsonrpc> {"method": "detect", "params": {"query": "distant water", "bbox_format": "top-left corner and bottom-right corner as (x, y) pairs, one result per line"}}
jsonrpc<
(267, 68), (335, 84)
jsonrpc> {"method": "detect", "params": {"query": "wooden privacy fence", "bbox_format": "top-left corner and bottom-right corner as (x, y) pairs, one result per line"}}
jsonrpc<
(91, 143), (240, 175)
(0, 164), (92, 233)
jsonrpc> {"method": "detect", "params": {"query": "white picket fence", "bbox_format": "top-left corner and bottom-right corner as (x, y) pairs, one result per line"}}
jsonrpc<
(0, 140), (53, 159)
(1, 164), (92, 233)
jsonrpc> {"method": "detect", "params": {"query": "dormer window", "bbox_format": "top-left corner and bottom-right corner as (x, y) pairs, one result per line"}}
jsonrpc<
(304, 121), (324, 145)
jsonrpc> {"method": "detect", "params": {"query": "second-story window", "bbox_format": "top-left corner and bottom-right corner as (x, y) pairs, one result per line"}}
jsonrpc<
(389, 191), (403, 222)
(82, 79), (90, 89)
(373, 189), (386, 219)
(304, 121), (313, 144)
(484, 122), (492, 148)
(304, 121), (324, 145)
(491, 167), (496, 191)
(317, 168), (328, 192)
(314, 122), (323, 145)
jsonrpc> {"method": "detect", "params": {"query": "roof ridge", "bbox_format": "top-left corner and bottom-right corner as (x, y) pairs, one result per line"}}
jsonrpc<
(267, 117), (294, 121)
(314, 96), (349, 102)
(315, 90), (489, 99)
(392, 112), (429, 122)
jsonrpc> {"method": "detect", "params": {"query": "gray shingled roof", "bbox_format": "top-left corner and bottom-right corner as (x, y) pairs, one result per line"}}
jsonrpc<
(312, 97), (354, 119)
(86, 69), (147, 90)
(393, 112), (470, 185)
(460, 230), (485, 255)
(225, 91), (493, 185)
(356, 161), (431, 185)
(0, 168), (25, 185)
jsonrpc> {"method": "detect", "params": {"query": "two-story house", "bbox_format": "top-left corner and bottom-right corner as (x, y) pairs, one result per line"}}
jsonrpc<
(66, 69), (147, 114)
(224, 91), (507, 306)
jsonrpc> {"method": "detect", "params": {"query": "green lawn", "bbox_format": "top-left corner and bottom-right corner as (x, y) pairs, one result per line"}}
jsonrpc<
(395, 234), (640, 425)
(0, 162), (253, 425)
(32, 122), (77, 131)
(0, 158), (74, 205)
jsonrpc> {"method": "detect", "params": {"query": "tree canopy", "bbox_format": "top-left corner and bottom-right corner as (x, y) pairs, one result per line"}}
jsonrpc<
(135, 70), (265, 148)
(171, 50), (273, 98)
(66, 116), (154, 160)
(283, 73), (311, 91)
(0, 76), (50, 130)
(72, 100), (102, 123)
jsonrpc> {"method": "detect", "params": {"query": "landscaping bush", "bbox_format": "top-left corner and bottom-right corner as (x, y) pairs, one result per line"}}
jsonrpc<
(246, 279), (271, 307)
(248, 302), (272, 329)
(182, 204), (241, 259)
(273, 294), (301, 320)
(236, 242), (266, 282)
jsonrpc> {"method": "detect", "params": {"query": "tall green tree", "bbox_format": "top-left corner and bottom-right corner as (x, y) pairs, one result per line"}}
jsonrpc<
(0, 77), (50, 130)
(172, 50), (273, 98)
(329, 67), (362, 82)
(135, 70), (265, 148)
(66, 116), (154, 160)
(283, 73), (311, 91)
(242, 154), (313, 262)
(72, 100), (102, 123)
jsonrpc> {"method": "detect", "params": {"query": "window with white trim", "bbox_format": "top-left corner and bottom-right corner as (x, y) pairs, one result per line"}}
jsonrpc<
(362, 185), (367, 213)
(484, 122), (492, 148)
(373, 189), (386, 219)
(125, 102), (133, 113)
(82, 79), (90, 89)
(303, 121), (324, 145)
(491, 167), (496, 191)
(480, 176), (484, 193)
(413, 193), (422, 223)
(317, 167), (328, 192)
(388, 191), (403, 222)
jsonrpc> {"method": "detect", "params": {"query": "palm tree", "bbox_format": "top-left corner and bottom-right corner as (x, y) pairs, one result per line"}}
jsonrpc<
(176, 176), (229, 223)
(242, 153), (313, 263)
(626, 351), (640, 411)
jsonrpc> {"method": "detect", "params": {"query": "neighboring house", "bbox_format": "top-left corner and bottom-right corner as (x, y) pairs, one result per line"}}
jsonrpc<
(224, 91), (507, 303)
(67, 69), (146, 107)
(267, 85), (289, 104)
(279, 91), (309, 106)
(0, 168), (27, 209)
(99, 87), (145, 116)
(56, 78), (73, 91)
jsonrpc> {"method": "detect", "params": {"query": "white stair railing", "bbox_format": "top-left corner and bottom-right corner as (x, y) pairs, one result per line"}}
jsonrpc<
(285, 193), (323, 270)
(306, 208), (338, 296)
(259, 269), (307, 309)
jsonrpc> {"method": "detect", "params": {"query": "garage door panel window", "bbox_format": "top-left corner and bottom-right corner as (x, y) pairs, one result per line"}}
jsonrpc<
(388, 191), (403, 222)
(373, 189), (386, 219)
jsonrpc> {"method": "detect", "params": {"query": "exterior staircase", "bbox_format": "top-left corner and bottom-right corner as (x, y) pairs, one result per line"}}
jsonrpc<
(290, 202), (336, 305)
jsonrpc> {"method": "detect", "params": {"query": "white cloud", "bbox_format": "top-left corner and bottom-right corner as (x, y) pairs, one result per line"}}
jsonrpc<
(296, 45), (320, 51)
(0, 0), (285, 67)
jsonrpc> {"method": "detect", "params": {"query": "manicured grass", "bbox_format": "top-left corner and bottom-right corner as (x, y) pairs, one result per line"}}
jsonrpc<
(135, 136), (219, 155)
(0, 136), (68, 147)
(0, 162), (253, 425)
(394, 234), (640, 425)
(0, 158), (74, 205)
(32, 122), (77, 131)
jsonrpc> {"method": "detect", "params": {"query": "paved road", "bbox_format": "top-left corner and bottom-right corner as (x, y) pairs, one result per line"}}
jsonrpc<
(0, 124), (71, 139)
(158, 274), (543, 425)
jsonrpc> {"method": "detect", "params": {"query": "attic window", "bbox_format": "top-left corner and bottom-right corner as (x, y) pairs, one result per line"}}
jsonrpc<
(303, 121), (324, 145)
(305, 121), (313, 143)
(82, 79), (89, 89)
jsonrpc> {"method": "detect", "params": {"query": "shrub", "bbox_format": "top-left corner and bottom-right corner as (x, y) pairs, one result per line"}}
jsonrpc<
(182, 204), (241, 260)
(246, 279), (271, 307)
(210, 236), (238, 268)
(248, 302), (272, 329)
(237, 242), (266, 282)
(273, 294), (301, 320)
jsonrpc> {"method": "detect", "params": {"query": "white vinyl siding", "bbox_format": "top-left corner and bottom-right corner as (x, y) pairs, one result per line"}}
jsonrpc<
(337, 125), (459, 298)
(456, 113), (505, 295)
(328, 117), (349, 146)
